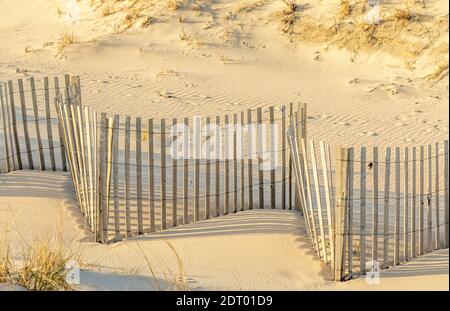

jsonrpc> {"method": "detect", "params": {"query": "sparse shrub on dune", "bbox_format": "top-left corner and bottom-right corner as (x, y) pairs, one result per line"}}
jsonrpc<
(56, 29), (76, 57)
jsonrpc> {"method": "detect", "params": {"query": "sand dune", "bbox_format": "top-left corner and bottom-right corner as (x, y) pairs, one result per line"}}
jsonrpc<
(0, 0), (448, 146)
(0, 170), (447, 290)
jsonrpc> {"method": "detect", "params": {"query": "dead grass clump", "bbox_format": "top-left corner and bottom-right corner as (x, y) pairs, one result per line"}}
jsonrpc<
(56, 30), (76, 57)
(168, 0), (181, 11)
(0, 238), (79, 291)
(14, 244), (75, 291)
(393, 8), (412, 22)
(280, 0), (298, 36)
(141, 16), (153, 28)
(0, 238), (12, 284)
(337, 0), (352, 20)
(102, 3), (116, 17)
(425, 60), (449, 85)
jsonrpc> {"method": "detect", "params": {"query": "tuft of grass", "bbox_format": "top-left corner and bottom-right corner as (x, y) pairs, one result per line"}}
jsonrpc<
(280, 0), (298, 36)
(102, 3), (116, 17)
(168, 0), (181, 11)
(337, 0), (351, 20)
(56, 30), (76, 57)
(0, 237), (80, 291)
(141, 16), (153, 28)
(0, 237), (12, 284)
(135, 240), (189, 291)
(393, 8), (412, 21)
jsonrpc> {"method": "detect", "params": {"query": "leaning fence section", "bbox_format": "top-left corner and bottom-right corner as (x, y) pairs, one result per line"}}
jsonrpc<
(288, 118), (449, 281)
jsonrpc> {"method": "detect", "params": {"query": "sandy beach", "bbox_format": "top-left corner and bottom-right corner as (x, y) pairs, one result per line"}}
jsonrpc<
(0, 0), (448, 291)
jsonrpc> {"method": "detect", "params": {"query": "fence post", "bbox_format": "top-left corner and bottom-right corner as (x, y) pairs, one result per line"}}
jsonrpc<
(444, 140), (449, 248)
(0, 83), (10, 173)
(97, 114), (113, 243)
(334, 146), (349, 281)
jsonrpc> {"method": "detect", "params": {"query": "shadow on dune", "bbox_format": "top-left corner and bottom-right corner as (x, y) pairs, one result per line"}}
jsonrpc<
(379, 249), (449, 278)
(0, 170), (73, 200)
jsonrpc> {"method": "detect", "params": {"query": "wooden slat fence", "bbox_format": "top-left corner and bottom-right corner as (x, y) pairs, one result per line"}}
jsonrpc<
(53, 87), (307, 242)
(0, 75), (79, 174)
(288, 117), (449, 281)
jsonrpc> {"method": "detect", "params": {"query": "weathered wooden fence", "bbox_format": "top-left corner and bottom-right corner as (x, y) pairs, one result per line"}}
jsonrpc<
(4, 75), (447, 282)
(288, 119), (449, 281)
(0, 75), (83, 174)
(54, 89), (307, 243)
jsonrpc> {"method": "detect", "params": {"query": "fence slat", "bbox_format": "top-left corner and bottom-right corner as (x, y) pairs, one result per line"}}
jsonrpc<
(301, 138), (320, 257)
(8, 81), (22, 169)
(124, 116), (131, 236)
(383, 147), (391, 268)
(3, 82), (15, 170)
(0, 84), (10, 172)
(148, 118), (155, 232)
(104, 117), (114, 243)
(172, 118), (178, 226)
(247, 110), (253, 210)
(215, 116), (220, 216)
(161, 118), (167, 230)
(136, 118), (143, 234)
(444, 140), (449, 248)
(224, 114), (230, 214)
(69, 105), (85, 215)
(334, 146), (349, 281)
(281, 106), (287, 210)
(310, 140), (327, 262)
(359, 146), (367, 273)
(43, 77), (56, 171)
(411, 147), (417, 258)
(372, 146), (379, 263)
(240, 111), (245, 212)
(18, 79), (33, 169)
(347, 147), (354, 274)
(193, 116), (200, 221)
(403, 147), (409, 261)
(77, 105), (90, 219)
(419, 146), (424, 255)
(84, 107), (95, 231)
(29, 77), (45, 170)
(287, 124), (314, 254)
(270, 107), (276, 209)
(320, 141), (334, 265)
(288, 103), (293, 210)
(394, 147), (400, 265)
(184, 117), (190, 222)
(62, 105), (82, 220)
(233, 113), (238, 213)
(54, 77), (67, 171)
(112, 115), (120, 241)
(434, 142), (439, 250)
(427, 145), (432, 252)
(257, 108), (264, 209)
(205, 117), (211, 219)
